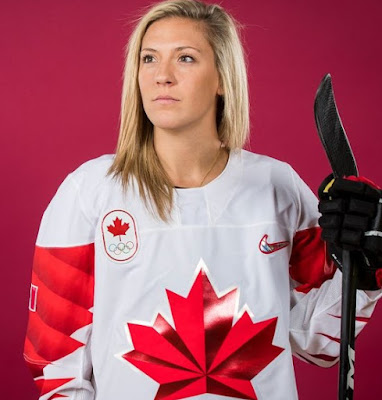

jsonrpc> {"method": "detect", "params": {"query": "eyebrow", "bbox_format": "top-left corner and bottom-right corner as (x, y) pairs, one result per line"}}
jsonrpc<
(140, 46), (202, 53)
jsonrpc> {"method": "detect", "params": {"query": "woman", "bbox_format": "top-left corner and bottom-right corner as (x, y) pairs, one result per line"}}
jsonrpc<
(24, 1), (382, 399)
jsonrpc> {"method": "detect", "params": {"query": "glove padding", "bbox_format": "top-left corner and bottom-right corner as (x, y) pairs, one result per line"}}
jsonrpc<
(318, 174), (382, 290)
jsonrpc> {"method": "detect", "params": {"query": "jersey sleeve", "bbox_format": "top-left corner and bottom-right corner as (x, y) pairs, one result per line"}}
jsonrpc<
(24, 171), (96, 399)
(288, 168), (382, 367)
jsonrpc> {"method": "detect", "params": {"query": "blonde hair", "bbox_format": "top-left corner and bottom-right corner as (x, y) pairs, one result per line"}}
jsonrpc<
(108, 0), (249, 222)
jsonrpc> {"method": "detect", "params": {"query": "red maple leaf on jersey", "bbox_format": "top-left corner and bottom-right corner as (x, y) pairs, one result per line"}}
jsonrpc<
(107, 217), (129, 241)
(123, 268), (284, 400)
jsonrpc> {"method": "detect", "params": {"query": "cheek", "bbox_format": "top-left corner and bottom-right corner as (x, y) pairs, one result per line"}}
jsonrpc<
(138, 74), (145, 98)
(138, 69), (149, 99)
(187, 70), (219, 103)
(197, 67), (218, 91)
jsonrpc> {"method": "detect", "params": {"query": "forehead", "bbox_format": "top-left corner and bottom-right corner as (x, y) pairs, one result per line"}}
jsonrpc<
(141, 17), (211, 50)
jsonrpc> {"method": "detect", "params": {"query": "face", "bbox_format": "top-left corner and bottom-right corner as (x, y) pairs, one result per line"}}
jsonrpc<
(138, 17), (222, 133)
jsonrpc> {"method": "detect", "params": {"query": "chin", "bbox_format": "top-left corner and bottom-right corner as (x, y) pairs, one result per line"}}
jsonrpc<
(149, 116), (191, 132)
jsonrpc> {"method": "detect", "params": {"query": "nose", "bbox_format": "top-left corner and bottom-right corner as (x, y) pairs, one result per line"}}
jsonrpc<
(155, 59), (175, 85)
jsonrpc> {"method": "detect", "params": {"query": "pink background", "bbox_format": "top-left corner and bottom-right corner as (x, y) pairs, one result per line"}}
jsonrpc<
(1, 0), (381, 398)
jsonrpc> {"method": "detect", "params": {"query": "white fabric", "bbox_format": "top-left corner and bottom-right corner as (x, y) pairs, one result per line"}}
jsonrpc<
(29, 149), (381, 400)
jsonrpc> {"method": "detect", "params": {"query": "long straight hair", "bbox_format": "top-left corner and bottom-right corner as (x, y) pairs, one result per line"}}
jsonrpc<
(108, 0), (250, 222)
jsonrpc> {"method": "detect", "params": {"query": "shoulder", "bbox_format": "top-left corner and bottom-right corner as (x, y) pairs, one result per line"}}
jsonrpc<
(238, 149), (316, 204)
(36, 155), (115, 246)
(237, 150), (318, 229)
(57, 154), (117, 199)
(238, 149), (316, 207)
(50, 154), (117, 213)
(240, 149), (293, 170)
(238, 149), (297, 187)
(69, 154), (115, 183)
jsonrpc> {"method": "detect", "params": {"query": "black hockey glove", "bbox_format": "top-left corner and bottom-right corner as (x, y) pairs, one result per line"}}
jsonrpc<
(318, 174), (382, 290)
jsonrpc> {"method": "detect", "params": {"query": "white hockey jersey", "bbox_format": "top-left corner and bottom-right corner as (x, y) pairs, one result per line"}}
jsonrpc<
(24, 149), (381, 400)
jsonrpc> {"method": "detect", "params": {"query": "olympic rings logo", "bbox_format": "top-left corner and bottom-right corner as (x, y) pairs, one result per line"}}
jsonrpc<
(108, 241), (134, 255)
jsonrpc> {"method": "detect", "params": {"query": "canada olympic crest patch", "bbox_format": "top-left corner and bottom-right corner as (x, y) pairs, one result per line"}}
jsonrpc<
(101, 210), (139, 262)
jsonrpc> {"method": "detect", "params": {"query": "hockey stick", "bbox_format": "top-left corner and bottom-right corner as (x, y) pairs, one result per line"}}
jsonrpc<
(314, 74), (359, 400)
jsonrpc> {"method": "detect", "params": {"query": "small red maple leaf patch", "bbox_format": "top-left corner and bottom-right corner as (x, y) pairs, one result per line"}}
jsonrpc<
(123, 268), (284, 400)
(107, 217), (129, 241)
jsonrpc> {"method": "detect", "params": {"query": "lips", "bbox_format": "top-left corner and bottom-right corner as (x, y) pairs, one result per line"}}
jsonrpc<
(154, 95), (179, 101)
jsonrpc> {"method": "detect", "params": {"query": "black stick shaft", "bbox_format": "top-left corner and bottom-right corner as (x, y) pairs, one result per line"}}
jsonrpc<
(314, 74), (360, 399)
(339, 250), (357, 400)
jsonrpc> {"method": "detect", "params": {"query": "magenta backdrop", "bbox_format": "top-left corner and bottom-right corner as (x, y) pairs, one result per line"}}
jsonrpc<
(1, 0), (381, 399)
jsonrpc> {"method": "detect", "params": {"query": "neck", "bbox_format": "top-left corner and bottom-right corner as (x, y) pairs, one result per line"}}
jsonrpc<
(153, 126), (228, 188)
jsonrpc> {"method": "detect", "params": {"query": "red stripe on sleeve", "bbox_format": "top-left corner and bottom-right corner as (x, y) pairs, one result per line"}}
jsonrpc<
(33, 245), (94, 310)
(31, 271), (93, 336)
(289, 227), (336, 293)
(35, 378), (74, 396)
(307, 353), (338, 362)
(24, 336), (48, 378)
(24, 243), (94, 380)
(26, 309), (85, 368)
(316, 332), (341, 344)
(328, 313), (370, 323)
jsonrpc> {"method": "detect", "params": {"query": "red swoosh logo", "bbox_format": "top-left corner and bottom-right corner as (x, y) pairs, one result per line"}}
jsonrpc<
(259, 234), (290, 254)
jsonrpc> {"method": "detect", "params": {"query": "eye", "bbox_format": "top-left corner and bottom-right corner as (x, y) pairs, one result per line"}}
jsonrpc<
(179, 54), (195, 63)
(141, 54), (155, 63)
